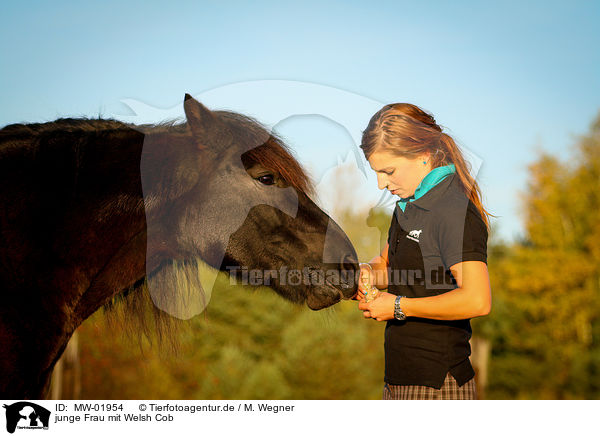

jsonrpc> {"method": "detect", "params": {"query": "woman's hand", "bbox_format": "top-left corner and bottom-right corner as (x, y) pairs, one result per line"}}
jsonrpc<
(355, 263), (375, 301)
(358, 291), (396, 322)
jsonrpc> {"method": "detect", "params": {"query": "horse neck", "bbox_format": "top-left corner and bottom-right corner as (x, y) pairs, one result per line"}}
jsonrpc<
(0, 120), (148, 314)
(0, 120), (150, 398)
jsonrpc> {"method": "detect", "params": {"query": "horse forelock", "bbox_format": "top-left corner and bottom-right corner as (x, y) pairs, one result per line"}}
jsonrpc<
(217, 110), (315, 197)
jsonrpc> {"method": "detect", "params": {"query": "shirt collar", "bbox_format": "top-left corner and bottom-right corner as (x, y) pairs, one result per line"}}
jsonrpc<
(397, 164), (456, 212)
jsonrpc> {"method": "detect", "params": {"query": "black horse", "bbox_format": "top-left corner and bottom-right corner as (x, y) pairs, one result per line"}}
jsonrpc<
(0, 94), (358, 399)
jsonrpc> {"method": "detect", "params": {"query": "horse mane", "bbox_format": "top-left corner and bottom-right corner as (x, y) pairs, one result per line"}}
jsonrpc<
(103, 278), (186, 354)
(0, 118), (130, 136)
(1, 114), (316, 197)
(216, 110), (316, 197)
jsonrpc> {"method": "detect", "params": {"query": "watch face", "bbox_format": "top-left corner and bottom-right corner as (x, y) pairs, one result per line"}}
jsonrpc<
(394, 309), (404, 320)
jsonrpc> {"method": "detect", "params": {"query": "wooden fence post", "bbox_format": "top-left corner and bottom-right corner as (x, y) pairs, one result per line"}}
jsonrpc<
(470, 335), (490, 399)
(48, 330), (81, 400)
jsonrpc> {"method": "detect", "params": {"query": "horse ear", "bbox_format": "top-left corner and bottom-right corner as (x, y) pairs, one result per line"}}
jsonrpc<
(183, 93), (216, 138)
(183, 93), (234, 151)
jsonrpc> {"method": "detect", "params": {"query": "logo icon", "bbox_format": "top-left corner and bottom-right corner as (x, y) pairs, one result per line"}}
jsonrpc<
(3, 402), (50, 434)
(406, 229), (422, 242)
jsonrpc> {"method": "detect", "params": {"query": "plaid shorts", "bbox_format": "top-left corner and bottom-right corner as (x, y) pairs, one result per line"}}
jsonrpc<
(382, 372), (477, 400)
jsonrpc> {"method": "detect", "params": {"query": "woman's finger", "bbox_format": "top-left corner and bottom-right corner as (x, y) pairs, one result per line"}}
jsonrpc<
(358, 267), (374, 289)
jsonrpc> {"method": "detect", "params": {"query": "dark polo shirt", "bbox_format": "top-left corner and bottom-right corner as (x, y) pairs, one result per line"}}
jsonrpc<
(384, 172), (488, 388)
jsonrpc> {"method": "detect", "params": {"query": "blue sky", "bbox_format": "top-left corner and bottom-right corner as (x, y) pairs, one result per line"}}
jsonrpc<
(1, 0), (599, 243)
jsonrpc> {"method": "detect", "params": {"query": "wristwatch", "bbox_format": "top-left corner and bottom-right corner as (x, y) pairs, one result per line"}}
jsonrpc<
(394, 295), (407, 321)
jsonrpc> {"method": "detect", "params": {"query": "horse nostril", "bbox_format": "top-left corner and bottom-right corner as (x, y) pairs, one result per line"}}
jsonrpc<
(337, 253), (359, 294)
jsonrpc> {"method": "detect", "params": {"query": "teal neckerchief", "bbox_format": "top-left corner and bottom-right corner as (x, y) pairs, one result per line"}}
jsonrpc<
(397, 164), (456, 211)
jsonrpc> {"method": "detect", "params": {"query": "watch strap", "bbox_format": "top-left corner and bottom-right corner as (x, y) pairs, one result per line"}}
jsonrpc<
(394, 295), (406, 320)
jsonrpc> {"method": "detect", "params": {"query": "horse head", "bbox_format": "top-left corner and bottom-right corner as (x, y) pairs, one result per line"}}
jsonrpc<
(139, 94), (358, 317)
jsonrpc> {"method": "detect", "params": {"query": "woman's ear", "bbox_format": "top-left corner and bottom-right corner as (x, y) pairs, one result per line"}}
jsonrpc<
(419, 152), (432, 166)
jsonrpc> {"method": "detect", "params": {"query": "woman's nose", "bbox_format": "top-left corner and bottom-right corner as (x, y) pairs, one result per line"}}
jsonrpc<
(377, 174), (388, 190)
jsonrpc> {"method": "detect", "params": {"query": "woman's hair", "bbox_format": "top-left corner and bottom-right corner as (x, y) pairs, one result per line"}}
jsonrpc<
(360, 103), (491, 228)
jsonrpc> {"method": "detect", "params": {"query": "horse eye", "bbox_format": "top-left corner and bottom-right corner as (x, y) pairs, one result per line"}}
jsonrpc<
(258, 174), (276, 185)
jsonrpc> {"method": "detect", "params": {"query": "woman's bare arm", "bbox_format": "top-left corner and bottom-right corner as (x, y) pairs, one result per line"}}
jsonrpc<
(400, 261), (491, 319)
(359, 261), (492, 321)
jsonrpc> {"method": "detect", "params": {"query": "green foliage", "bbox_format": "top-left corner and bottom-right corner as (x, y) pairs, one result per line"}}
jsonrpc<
(278, 305), (383, 399)
(477, 110), (600, 399)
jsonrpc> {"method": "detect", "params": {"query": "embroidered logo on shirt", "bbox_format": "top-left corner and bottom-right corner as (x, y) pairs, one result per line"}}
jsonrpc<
(406, 229), (422, 242)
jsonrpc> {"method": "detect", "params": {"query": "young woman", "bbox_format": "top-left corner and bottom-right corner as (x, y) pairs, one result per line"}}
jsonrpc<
(357, 103), (492, 400)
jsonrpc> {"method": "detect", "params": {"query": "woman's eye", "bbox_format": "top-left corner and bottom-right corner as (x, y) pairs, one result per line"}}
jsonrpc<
(258, 174), (276, 185)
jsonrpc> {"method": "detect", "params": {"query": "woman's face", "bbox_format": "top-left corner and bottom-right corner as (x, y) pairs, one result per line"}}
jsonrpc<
(368, 150), (431, 198)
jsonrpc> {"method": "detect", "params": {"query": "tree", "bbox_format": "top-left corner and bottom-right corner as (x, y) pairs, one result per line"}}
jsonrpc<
(478, 111), (600, 399)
